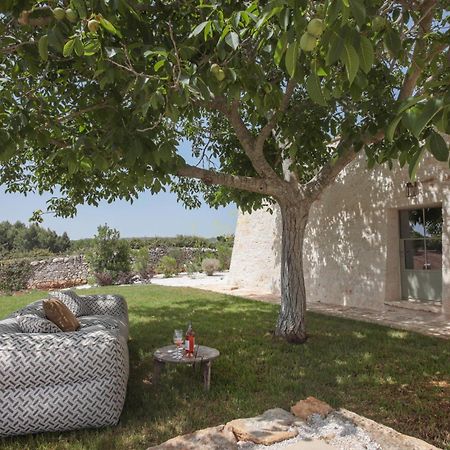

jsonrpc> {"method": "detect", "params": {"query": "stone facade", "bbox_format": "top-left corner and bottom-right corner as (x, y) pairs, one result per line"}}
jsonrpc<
(27, 255), (89, 290)
(229, 153), (450, 317)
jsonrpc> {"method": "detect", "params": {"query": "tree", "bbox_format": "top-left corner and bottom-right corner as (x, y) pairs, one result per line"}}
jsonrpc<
(85, 224), (131, 279)
(0, 1), (448, 342)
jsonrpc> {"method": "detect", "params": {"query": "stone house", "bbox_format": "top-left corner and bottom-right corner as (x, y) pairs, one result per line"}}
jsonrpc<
(228, 153), (450, 318)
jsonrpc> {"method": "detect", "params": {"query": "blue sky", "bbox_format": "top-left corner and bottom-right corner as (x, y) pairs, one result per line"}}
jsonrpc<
(0, 141), (238, 239)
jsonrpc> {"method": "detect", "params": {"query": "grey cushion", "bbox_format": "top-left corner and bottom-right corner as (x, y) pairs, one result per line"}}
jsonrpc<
(49, 290), (87, 317)
(17, 315), (62, 334)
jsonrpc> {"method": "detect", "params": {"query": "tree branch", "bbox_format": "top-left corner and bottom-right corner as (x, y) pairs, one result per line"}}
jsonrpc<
(305, 130), (385, 200)
(177, 164), (278, 196)
(398, 0), (437, 101)
(255, 78), (297, 152)
(207, 98), (280, 180)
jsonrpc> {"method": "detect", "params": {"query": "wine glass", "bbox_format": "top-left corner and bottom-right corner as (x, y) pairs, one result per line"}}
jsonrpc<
(173, 329), (184, 359)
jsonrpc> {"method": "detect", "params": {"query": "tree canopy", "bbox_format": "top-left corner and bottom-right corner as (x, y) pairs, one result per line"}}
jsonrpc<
(1, 0), (448, 219)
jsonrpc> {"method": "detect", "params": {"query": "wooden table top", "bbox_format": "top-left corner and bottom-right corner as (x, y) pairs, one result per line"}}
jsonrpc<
(153, 345), (220, 364)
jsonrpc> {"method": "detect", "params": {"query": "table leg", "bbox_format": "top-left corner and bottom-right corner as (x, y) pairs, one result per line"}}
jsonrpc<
(202, 361), (211, 391)
(153, 360), (165, 385)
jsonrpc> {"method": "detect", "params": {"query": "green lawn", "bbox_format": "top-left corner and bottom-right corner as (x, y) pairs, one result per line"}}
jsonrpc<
(0, 285), (449, 450)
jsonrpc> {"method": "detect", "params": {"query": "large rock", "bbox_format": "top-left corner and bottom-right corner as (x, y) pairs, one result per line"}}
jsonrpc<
(337, 409), (441, 450)
(226, 408), (301, 445)
(147, 425), (237, 450)
(291, 397), (333, 421)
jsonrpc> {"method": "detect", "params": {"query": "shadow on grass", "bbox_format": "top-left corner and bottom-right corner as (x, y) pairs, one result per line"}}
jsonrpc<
(1, 286), (449, 449)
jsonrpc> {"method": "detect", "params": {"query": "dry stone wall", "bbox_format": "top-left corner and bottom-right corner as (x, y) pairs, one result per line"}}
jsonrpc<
(24, 246), (217, 290)
(28, 255), (89, 290)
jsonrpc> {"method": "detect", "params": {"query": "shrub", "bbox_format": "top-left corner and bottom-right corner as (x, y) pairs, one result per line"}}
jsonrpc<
(94, 272), (114, 286)
(86, 225), (131, 282)
(133, 247), (150, 273)
(167, 247), (184, 270)
(201, 258), (220, 276)
(217, 243), (232, 270)
(0, 260), (32, 293)
(157, 256), (178, 277)
(139, 267), (155, 281)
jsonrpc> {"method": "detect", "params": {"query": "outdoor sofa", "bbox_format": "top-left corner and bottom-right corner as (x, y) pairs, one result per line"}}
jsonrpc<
(0, 291), (129, 436)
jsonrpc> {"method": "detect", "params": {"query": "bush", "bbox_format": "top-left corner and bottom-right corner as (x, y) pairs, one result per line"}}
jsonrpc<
(133, 247), (150, 273)
(0, 260), (32, 293)
(201, 258), (220, 276)
(86, 225), (131, 282)
(167, 247), (184, 270)
(217, 243), (232, 270)
(94, 271), (114, 286)
(157, 256), (178, 277)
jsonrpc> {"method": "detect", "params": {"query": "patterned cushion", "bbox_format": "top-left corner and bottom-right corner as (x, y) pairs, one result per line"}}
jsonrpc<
(17, 315), (62, 334)
(0, 318), (22, 334)
(43, 299), (80, 332)
(49, 290), (87, 317)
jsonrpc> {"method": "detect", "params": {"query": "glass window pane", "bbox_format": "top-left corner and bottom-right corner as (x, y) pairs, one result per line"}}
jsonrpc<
(425, 239), (442, 270)
(399, 209), (425, 239)
(404, 240), (426, 270)
(424, 207), (442, 237)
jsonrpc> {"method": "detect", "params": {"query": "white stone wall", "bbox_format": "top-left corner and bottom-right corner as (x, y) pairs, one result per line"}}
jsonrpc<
(228, 153), (450, 316)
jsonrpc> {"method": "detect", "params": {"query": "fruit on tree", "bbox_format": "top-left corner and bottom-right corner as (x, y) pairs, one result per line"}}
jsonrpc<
(300, 32), (317, 52)
(210, 63), (225, 81)
(372, 16), (387, 32)
(53, 7), (65, 21)
(307, 18), (324, 37)
(88, 19), (100, 33)
(65, 9), (77, 23)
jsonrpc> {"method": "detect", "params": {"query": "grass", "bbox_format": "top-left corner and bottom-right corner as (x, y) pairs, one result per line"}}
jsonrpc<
(0, 285), (449, 450)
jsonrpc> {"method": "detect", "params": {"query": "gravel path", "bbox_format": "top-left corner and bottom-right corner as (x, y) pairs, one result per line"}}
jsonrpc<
(238, 413), (381, 450)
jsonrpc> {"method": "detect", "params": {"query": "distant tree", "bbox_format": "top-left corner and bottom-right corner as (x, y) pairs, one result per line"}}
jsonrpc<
(0, 221), (71, 256)
(86, 224), (131, 280)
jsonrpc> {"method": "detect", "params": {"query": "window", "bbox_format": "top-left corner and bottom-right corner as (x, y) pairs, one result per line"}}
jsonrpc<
(399, 207), (443, 271)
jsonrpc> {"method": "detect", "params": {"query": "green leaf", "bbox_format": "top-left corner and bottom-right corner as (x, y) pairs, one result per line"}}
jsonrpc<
(225, 31), (239, 50)
(306, 73), (327, 106)
(341, 42), (359, 85)
(383, 28), (401, 57)
(426, 131), (449, 162)
(285, 40), (299, 78)
(99, 17), (122, 37)
(349, 0), (366, 26)
(327, 0), (341, 23)
(403, 98), (443, 139)
(189, 21), (209, 38)
(63, 39), (75, 57)
(325, 31), (344, 65)
(274, 32), (288, 66)
(38, 35), (48, 62)
(71, 0), (87, 19)
(386, 115), (402, 142)
(84, 40), (100, 56)
(357, 36), (373, 73)
(154, 59), (165, 72)
(94, 154), (109, 171)
(408, 146), (425, 180)
(74, 37), (84, 56)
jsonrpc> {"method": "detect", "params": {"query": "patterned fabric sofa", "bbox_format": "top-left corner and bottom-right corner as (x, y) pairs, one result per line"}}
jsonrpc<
(0, 292), (129, 436)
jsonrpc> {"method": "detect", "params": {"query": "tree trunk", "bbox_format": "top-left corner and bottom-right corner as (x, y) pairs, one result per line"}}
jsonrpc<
(275, 201), (310, 343)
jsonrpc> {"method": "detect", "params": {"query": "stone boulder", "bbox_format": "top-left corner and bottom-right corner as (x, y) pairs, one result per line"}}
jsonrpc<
(147, 425), (237, 450)
(226, 408), (302, 445)
(291, 397), (333, 421)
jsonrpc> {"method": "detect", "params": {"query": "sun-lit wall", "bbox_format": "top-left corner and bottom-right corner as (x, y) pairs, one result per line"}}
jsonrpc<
(229, 152), (450, 316)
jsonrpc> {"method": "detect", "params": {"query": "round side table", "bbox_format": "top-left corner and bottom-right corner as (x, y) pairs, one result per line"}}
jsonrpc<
(153, 345), (220, 391)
